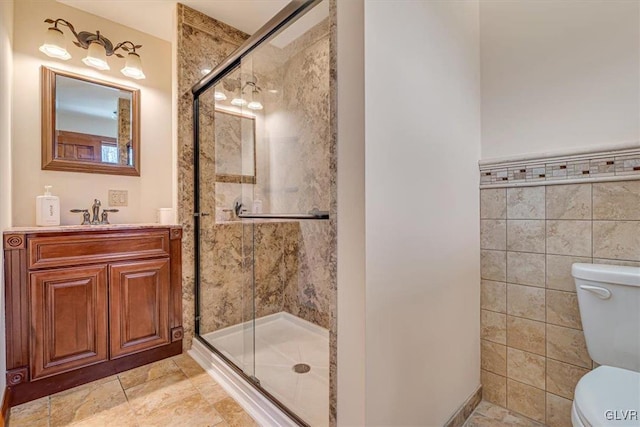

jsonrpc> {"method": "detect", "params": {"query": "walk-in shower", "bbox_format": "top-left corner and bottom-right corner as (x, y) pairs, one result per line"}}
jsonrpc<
(190, 1), (333, 425)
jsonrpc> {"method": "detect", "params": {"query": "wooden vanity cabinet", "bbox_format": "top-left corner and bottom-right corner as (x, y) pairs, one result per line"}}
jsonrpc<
(3, 226), (183, 406)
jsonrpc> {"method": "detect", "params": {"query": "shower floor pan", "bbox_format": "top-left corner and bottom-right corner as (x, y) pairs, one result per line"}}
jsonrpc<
(201, 312), (329, 426)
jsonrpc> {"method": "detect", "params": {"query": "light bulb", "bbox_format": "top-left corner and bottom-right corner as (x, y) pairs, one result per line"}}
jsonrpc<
(214, 91), (227, 101)
(121, 52), (145, 79)
(82, 42), (110, 70)
(39, 27), (71, 60)
(231, 98), (247, 107)
(247, 101), (263, 110)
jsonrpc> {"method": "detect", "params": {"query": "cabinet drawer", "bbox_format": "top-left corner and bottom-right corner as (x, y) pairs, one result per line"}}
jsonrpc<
(28, 230), (170, 269)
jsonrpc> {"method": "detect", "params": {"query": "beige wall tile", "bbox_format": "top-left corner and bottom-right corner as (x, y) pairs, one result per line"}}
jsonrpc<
(481, 369), (507, 407)
(481, 220), (507, 250)
(506, 348), (545, 389)
(507, 284), (545, 322)
(481, 310), (507, 345)
(481, 188), (507, 219)
(546, 393), (573, 427)
(546, 359), (589, 400)
(507, 220), (546, 253)
(546, 184), (591, 220)
(593, 181), (640, 220)
(481, 280), (506, 313)
(593, 221), (640, 261)
(507, 252), (545, 287)
(546, 324), (591, 368)
(546, 255), (591, 292)
(546, 290), (582, 329)
(546, 220), (592, 257)
(507, 316), (545, 356)
(507, 187), (545, 219)
(481, 250), (506, 282)
(482, 340), (507, 376)
(507, 379), (546, 423)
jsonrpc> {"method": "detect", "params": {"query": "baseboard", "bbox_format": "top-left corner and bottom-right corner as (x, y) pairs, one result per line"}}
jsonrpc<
(0, 387), (10, 427)
(443, 385), (482, 427)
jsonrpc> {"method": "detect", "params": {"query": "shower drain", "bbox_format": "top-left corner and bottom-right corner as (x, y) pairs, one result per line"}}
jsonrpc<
(292, 363), (311, 374)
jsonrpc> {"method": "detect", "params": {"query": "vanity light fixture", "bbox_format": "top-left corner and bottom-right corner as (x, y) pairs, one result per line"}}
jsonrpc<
(247, 101), (263, 111)
(40, 18), (145, 80)
(214, 91), (227, 101)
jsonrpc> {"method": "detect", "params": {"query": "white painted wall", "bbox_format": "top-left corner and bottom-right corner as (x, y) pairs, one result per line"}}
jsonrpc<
(57, 110), (117, 138)
(364, 1), (481, 425)
(336, 0), (365, 425)
(480, 0), (640, 159)
(0, 0), (13, 404)
(12, 0), (173, 226)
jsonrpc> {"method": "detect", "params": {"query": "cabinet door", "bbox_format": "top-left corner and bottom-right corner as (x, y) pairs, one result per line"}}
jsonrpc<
(30, 265), (109, 380)
(109, 259), (170, 358)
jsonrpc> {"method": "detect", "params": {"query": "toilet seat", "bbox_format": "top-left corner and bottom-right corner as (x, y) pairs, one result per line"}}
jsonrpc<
(572, 366), (640, 427)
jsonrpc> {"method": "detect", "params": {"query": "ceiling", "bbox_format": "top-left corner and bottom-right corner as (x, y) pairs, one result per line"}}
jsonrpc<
(57, 0), (291, 42)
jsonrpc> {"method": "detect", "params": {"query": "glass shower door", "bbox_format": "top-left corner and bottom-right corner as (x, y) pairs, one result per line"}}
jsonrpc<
(196, 66), (256, 381)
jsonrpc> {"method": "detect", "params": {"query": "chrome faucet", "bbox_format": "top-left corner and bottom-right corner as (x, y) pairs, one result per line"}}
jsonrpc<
(91, 199), (101, 224)
(70, 199), (119, 225)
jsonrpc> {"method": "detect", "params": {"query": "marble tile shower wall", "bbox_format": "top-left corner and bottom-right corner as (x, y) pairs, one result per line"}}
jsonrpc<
(480, 181), (640, 427)
(177, 4), (249, 349)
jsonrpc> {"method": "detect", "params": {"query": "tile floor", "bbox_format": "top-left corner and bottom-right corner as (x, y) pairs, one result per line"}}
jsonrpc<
(202, 312), (329, 427)
(9, 353), (258, 427)
(463, 401), (546, 427)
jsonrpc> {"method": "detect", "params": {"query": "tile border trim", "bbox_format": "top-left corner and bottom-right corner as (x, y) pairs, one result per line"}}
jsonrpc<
(443, 385), (483, 427)
(479, 142), (640, 188)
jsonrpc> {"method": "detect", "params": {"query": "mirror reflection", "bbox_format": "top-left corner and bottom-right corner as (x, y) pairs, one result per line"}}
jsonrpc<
(55, 76), (133, 165)
(214, 109), (256, 183)
(42, 67), (140, 176)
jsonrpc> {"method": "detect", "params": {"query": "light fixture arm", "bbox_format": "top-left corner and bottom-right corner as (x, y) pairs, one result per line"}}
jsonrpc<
(42, 18), (143, 59)
(113, 40), (143, 57)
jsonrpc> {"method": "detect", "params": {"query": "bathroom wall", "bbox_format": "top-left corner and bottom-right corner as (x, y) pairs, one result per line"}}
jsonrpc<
(0, 0), (14, 404)
(176, 3), (248, 349)
(11, 0), (173, 226)
(364, 1), (481, 425)
(335, 0), (366, 424)
(480, 0), (640, 159)
(480, 180), (640, 426)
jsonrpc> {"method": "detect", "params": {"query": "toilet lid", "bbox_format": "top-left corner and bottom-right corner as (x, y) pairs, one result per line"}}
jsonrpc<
(574, 366), (640, 427)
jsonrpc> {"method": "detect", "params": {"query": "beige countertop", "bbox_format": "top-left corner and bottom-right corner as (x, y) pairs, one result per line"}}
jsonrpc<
(4, 223), (181, 234)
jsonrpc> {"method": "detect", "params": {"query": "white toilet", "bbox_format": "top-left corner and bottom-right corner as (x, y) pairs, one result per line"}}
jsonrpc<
(571, 263), (640, 427)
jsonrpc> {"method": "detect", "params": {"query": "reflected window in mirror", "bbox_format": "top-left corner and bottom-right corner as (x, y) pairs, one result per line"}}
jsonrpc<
(42, 67), (140, 176)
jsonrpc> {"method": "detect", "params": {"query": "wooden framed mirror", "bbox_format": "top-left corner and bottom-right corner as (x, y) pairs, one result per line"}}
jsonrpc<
(41, 66), (141, 176)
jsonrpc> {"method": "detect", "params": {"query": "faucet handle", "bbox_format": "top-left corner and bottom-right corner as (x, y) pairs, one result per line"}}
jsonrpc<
(100, 209), (119, 225)
(70, 209), (91, 225)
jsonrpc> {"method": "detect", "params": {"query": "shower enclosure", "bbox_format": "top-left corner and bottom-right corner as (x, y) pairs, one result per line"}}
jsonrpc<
(191, 1), (332, 425)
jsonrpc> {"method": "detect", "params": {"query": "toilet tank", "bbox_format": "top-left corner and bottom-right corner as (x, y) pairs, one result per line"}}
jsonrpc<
(572, 263), (640, 372)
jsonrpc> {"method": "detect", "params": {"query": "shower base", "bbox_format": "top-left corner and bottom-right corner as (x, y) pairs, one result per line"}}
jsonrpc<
(197, 312), (329, 427)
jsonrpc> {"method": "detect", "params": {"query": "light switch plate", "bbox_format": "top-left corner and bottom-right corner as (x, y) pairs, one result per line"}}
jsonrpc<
(108, 190), (128, 207)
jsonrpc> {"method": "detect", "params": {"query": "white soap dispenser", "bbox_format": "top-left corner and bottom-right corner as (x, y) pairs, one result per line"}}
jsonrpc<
(36, 185), (60, 226)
